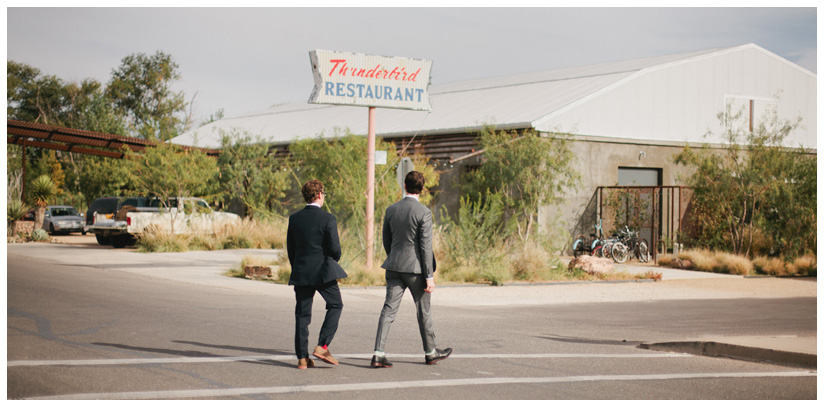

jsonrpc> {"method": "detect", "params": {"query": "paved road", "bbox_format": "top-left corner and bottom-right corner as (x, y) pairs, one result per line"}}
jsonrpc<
(5, 243), (817, 399)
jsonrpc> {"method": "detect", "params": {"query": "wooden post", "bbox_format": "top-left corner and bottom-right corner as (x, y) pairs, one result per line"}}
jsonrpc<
(20, 139), (26, 202)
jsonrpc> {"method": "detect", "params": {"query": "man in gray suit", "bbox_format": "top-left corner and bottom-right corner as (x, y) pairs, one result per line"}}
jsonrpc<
(371, 171), (452, 368)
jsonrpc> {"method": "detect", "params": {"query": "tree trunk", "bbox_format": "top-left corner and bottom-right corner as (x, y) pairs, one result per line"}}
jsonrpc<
(34, 206), (46, 231)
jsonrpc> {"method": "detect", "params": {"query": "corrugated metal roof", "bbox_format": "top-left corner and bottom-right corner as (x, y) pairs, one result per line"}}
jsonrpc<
(170, 45), (746, 149)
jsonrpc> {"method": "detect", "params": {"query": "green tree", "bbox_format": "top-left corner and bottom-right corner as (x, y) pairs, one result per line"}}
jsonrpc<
(8, 60), (129, 207)
(464, 127), (578, 242)
(217, 130), (289, 219)
(73, 154), (135, 206)
(287, 130), (438, 251)
(124, 142), (219, 233)
(7, 61), (66, 125)
(674, 104), (814, 258)
(106, 51), (188, 141)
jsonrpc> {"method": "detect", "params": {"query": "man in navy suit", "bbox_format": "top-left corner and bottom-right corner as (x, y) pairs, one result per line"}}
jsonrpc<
(287, 179), (347, 369)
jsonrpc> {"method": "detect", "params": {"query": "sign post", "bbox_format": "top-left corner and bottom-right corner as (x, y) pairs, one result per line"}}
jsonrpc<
(309, 50), (432, 272)
(366, 107), (376, 271)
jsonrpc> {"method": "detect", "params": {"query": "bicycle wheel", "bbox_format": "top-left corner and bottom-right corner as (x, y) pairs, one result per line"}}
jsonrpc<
(611, 242), (629, 264)
(572, 234), (587, 258)
(638, 239), (650, 263)
(601, 241), (612, 258)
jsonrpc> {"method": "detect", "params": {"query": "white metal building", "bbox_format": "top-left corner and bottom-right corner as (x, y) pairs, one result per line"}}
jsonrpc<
(172, 43), (816, 249)
(173, 43), (815, 149)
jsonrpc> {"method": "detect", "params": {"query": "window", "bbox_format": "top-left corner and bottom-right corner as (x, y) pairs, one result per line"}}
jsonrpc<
(725, 96), (777, 132)
(618, 168), (661, 186)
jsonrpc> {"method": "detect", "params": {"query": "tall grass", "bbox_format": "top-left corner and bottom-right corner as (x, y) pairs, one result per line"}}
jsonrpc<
(658, 249), (816, 277)
(136, 217), (288, 252)
(138, 214), (662, 285)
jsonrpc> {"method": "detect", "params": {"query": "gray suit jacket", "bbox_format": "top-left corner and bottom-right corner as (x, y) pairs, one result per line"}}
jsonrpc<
(380, 197), (434, 278)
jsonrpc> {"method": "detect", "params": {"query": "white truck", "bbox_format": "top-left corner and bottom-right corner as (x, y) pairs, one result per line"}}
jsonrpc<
(89, 197), (240, 248)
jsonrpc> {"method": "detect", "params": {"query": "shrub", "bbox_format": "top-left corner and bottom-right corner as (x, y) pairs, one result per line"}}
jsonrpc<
(752, 254), (817, 277)
(640, 271), (663, 281)
(137, 226), (187, 252)
(187, 234), (220, 251)
(252, 218), (287, 249)
(479, 253), (512, 286)
(753, 256), (787, 276)
(793, 255), (817, 277)
(511, 241), (551, 281)
(713, 252), (753, 275)
(7, 199), (30, 225)
(680, 249), (716, 271)
(221, 233), (253, 249)
(657, 253), (675, 267)
(31, 229), (49, 242)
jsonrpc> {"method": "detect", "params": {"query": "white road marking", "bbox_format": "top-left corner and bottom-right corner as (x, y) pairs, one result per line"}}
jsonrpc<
(7, 352), (692, 367)
(27, 371), (816, 400)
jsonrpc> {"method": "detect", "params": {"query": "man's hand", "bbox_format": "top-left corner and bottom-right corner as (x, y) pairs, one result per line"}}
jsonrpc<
(425, 277), (435, 293)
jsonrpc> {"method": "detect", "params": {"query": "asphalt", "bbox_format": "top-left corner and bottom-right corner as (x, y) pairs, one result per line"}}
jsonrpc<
(6, 235), (818, 369)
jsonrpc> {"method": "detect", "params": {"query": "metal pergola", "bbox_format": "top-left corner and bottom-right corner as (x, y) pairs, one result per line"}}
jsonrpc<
(7, 119), (220, 201)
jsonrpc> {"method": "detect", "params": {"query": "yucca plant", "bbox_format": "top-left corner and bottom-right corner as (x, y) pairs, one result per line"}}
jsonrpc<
(29, 175), (57, 230)
(7, 198), (31, 225)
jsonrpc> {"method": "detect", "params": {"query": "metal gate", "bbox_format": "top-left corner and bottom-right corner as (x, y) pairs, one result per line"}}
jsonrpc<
(595, 186), (691, 261)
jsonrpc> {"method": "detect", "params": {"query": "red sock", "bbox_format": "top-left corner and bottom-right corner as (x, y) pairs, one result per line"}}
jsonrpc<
(322, 345), (328, 350)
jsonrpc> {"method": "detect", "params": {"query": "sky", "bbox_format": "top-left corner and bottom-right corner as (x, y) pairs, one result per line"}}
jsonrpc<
(5, 4), (819, 126)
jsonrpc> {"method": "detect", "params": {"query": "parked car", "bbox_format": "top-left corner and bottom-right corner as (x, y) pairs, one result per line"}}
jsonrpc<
(42, 205), (86, 235)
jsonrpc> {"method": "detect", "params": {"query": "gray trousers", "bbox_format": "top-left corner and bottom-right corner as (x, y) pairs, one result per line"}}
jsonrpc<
(374, 270), (437, 353)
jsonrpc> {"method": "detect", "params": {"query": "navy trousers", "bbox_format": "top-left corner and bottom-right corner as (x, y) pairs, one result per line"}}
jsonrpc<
(293, 280), (343, 359)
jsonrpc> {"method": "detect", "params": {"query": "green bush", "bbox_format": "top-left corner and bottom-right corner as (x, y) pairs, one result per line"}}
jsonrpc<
(7, 199), (30, 224)
(31, 229), (49, 242)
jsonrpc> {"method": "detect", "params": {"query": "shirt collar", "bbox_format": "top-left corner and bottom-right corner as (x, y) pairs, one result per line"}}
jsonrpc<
(404, 195), (420, 202)
(307, 203), (322, 208)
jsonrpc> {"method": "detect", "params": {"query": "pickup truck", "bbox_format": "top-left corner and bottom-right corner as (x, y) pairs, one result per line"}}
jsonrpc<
(88, 197), (240, 248)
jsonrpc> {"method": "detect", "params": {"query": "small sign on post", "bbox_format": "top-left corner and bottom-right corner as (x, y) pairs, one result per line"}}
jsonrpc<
(375, 150), (387, 165)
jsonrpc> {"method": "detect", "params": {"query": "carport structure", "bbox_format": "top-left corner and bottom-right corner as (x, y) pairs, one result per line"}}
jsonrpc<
(7, 119), (220, 200)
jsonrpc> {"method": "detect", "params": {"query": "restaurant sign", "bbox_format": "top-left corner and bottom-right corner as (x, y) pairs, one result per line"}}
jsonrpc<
(309, 50), (433, 111)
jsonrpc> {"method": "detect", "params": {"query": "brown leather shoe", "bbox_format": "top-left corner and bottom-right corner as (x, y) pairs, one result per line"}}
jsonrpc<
(297, 358), (316, 369)
(312, 345), (339, 365)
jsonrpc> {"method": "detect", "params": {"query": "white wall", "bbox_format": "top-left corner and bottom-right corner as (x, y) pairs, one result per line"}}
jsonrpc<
(539, 45), (816, 149)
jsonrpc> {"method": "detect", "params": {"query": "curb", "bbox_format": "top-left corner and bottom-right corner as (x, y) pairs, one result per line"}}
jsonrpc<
(638, 341), (817, 369)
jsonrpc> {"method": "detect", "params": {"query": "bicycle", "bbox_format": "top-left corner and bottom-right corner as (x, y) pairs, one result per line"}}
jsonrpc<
(611, 226), (650, 264)
(572, 218), (604, 258)
(609, 229), (630, 263)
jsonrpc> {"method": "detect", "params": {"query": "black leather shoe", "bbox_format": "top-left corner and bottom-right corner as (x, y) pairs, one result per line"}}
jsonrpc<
(425, 348), (452, 365)
(371, 355), (393, 368)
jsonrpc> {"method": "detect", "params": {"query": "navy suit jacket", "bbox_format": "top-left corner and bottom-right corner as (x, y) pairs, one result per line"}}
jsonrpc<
(287, 205), (347, 286)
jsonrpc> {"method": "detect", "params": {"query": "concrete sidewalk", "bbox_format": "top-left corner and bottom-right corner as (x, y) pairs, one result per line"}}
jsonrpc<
(6, 241), (817, 369)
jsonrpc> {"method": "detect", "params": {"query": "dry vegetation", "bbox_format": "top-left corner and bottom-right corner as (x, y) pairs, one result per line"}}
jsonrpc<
(657, 249), (816, 277)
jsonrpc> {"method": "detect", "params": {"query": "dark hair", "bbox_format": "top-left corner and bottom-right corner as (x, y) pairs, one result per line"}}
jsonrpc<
(404, 171), (425, 195)
(301, 179), (324, 203)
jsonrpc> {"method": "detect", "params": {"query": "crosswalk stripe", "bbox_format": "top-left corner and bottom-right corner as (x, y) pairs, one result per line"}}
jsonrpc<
(27, 371), (817, 400)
